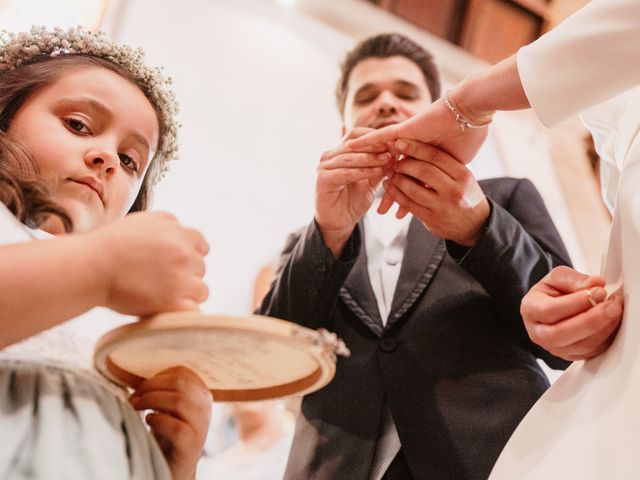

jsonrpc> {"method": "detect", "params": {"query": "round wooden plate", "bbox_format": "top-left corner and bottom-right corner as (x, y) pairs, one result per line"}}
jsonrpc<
(94, 312), (346, 401)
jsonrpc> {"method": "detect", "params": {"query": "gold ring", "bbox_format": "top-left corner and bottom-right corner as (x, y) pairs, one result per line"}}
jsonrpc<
(585, 289), (597, 307)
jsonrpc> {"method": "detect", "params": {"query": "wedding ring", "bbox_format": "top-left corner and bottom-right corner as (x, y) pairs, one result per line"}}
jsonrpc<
(585, 289), (597, 307)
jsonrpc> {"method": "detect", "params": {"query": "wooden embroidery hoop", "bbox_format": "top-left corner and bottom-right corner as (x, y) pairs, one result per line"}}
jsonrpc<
(94, 312), (347, 401)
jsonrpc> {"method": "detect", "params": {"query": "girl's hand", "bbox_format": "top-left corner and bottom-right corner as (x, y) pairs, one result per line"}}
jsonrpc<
(87, 211), (210, 315)
(130, 366), (212, 480)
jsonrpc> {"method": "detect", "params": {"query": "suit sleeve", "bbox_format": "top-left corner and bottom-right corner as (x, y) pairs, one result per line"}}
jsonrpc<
(517, 0), (640, 127)
(447, 178), (572, 369)
(257, 220), (361, 330)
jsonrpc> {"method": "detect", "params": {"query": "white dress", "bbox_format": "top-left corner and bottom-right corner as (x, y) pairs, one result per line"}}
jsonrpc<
(490, 0), (640, 477)
(516, 0), (640, 128)
(0, 205), (172, 480)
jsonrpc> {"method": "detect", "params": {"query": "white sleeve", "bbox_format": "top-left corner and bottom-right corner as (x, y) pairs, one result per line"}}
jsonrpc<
(0, 203), (35, 245)
(516, 0), (640, 127)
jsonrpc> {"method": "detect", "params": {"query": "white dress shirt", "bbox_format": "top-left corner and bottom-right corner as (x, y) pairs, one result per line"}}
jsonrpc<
(363, 199), (412, 325)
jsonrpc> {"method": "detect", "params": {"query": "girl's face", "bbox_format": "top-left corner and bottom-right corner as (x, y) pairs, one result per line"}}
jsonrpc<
(8, 66), (159, 233)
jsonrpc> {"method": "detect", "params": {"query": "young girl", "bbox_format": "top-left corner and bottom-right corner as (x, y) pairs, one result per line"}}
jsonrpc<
(0, 27), (212, 480)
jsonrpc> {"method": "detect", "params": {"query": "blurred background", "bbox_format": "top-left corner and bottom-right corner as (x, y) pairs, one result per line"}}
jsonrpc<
(1, 0), (611, 478)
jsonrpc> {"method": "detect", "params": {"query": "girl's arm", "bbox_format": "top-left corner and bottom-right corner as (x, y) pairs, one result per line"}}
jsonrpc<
(0, 234), (108, 348)
(0, 211), (209, 349)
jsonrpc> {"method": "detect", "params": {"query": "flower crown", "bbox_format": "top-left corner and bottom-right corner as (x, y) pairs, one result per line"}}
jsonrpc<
(0, 25), (179, 185)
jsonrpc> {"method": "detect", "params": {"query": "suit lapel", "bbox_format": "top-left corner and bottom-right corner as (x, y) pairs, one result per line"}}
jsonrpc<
(386, 217), (446, 330)
(339, 223), (385, 337)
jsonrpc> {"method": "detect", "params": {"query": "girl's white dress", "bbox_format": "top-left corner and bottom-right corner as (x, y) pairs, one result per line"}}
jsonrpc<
(0, 204), (172, 480)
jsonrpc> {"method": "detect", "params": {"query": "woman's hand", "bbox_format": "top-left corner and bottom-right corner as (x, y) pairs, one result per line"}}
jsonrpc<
(521, 266), (624, 361)
(346, 96), (490, 166)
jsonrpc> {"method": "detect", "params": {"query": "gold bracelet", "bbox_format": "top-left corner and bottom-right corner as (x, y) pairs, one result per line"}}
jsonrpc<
(444, 90), (492, 132)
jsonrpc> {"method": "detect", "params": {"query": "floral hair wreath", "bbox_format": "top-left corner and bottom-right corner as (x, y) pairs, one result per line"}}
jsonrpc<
(0, 25), (179, 185)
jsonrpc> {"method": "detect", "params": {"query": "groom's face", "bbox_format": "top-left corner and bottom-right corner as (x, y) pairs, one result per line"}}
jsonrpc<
(342, 55), (433, 132)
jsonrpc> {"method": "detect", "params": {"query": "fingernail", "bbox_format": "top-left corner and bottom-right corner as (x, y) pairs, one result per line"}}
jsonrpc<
(378, 153), (391, 161)
(604, 301), (622, 320)
(396, 140), (407, 151)
(592, 287), (606, 303)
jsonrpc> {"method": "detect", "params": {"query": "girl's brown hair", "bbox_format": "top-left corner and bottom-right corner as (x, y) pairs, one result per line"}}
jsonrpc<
(0, 132), (72, 231)
(0, 54), (164, 231)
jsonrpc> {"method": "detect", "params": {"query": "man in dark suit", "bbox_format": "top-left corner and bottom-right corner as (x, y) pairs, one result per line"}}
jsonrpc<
(259, 33), (571, 480)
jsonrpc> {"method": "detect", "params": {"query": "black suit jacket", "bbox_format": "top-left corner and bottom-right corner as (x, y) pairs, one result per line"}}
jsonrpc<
(259, 177), (572, 480)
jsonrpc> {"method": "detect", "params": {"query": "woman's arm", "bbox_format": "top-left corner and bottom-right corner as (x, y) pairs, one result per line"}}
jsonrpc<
(344, 55), (526, 163)
(449, 56), (529, 125)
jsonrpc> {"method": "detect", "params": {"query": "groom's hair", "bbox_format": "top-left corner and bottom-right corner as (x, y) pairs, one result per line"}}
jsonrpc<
(335, 33), (441, 116)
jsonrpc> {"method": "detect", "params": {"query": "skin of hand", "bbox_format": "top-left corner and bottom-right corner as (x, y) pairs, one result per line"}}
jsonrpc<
(378, 139), (490, 247)
(87, 211), (210, 315)
(130, 366), (213, 480)
(315, 127), (391, 256)
(521, 266), (624, 361)
(346, 56), (528, 165)
(346, 96), (490, 166)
